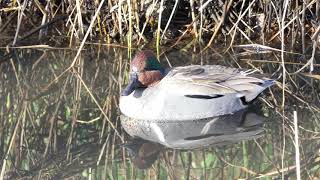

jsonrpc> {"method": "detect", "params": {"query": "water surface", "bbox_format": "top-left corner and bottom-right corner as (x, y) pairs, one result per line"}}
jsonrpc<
(0, 46), (319, 179)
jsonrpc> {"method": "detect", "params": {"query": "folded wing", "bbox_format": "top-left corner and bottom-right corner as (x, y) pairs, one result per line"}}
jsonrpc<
(162, 65), (273, 101)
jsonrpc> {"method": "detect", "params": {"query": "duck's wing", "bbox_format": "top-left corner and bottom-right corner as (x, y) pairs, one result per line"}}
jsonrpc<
(163, 65), (273, 101)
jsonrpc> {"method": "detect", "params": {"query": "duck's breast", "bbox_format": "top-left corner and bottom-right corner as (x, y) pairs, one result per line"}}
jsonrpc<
(119, 84), (246, 121)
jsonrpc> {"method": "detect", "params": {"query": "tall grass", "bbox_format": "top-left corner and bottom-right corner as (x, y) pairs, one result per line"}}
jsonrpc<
(0, 0), (319, 53)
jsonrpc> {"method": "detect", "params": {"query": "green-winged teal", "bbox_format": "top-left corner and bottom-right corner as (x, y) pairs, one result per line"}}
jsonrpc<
(120, 50), (274, 121)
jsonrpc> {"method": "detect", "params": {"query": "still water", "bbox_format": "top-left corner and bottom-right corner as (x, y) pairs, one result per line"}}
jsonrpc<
(0, 46), (319, 179)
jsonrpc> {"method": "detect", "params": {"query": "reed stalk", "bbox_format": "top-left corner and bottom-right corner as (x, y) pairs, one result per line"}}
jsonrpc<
(301, 1), (306, 55)
(199, 0), (203, 42)
(127, 0), (132, 50)
(161, 0), (179, 41)
(189, 0), (198, 38)
(75, 0), (84, 35)
(293, 111), (301, 180)
(39, 0), (49, 39)
(280, 0), (289, 108)
(118, 0), (124, 41)
(12, 0), (27, 46)
(156, 0), (165, 55)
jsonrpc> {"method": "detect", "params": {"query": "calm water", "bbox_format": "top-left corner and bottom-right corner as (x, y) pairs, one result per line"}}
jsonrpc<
(0, 46), (319, 179)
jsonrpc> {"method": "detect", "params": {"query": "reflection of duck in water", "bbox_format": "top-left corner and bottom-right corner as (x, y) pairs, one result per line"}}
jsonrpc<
(121, 109), (266, 150)
(120, 50), (274, 121)
(121, 138), (162, 169)
(122, 109), (266, 169)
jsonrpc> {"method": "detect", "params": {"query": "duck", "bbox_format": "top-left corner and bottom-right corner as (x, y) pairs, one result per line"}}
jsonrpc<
(119, 50), (274, 121)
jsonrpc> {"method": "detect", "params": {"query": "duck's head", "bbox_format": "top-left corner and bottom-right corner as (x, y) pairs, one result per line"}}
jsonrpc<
(122, 50), (165, 96)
